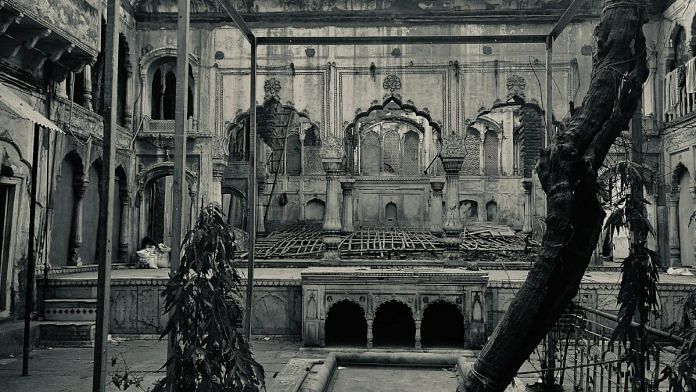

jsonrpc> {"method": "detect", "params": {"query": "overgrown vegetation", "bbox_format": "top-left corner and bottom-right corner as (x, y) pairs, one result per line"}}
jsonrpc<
(113, 204), (265, 392)
(660, 290), (696, 391)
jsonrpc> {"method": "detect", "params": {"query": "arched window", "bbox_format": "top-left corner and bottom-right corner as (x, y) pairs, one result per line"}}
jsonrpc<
(463, 129), (481, 175)
(285, 133), (301, 176)
(671, 26), (690, 71)
(149, 59), (195, 120)
(361, 132), (380, 175)
(486, 201), (498, 222)
(483, 130), (499, 176)
(66, 72), (86, 106)
(303, 128), (322, 175)
(402, 131), (420, 175)
(382, 131), (400, 173)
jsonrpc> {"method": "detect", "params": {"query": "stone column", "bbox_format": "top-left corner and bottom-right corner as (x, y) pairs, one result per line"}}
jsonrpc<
(442, 159), (464, 234)
(322, 157), (343, 233)
(340, 179), (355, 233)
(298, 129), (306, 175)
(366, 319), (373, 349)
(70, 178), (87, 266)
(440, 135), (465, 235)
(414, 319), (422, 349)
(429, 179), (445, 235)
(521, 179), (533, 233)
(124, 65), (134, 128)
(669, 195), (681, 267)
(82, 65), (93, 111)
(118, 191), (130, 262)
(211, 163), (225, 206)
(55, 79), (68, 99)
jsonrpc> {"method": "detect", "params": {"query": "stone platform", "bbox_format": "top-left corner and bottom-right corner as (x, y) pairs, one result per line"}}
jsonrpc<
(38, 266), (696, 341)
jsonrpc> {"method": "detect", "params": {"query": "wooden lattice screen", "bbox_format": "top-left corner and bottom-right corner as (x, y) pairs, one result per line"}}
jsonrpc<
(382, 131), (400, 173)
(484, 130), (499, 176)
(463, 129), (481, 175)
(361, 132), (380, 175)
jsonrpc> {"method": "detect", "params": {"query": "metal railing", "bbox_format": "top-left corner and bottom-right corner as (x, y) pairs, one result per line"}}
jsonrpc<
(519, 302), (683, 391)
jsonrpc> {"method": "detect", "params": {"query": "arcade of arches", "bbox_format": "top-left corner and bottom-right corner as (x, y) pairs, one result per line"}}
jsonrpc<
(323, 299), (467, 349)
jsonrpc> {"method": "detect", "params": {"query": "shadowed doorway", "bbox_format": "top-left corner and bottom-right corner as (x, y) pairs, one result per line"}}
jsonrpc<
(373, 300), (415, 347)
(421, 301), (464, 348)
(325, 300), (367, 346)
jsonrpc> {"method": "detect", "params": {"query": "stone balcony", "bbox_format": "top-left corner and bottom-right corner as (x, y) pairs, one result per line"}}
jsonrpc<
(664, 67), (696, 124)
(53, 97), (132, 147)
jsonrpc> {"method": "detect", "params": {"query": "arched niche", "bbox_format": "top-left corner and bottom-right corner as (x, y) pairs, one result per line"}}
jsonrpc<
(345, 96), (440, 176)
(136, 163), (198, 249)
(486, 200), (498, 222)
(305, 198), (325, 222)
(421, 300), (465, 348)
(373, 299), (415, 347)
(325, 300), (367, 346)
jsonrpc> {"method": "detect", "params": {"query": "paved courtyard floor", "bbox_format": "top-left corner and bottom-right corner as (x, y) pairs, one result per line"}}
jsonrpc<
(0, 336), (303, 392)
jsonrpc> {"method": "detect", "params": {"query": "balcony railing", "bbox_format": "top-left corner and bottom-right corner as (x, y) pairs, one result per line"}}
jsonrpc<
(142, 117), (199, 134)
(664, 66), (696, 123)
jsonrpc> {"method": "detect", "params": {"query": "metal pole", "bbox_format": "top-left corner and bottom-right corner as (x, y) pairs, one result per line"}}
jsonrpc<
(167, 0), (190, 389)
(245, 39), (257, 341)
(545, 36), (554, 145)
(92, 0), (120, 388)
(21, 124), (40, 376)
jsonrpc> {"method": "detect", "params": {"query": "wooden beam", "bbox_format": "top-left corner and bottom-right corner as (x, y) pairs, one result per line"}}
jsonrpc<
(545, 36), (553, 145)
(215, 0), (255, 44)
(92, 0), (120, 389)
(256, 34), (548, 46)
(167, 0), (190, 389)
(244, 37), (257, 341)
(548, 0), (587, 40)
(21, 124), (40, 377)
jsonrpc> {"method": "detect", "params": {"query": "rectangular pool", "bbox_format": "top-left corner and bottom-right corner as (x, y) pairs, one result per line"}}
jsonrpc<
(327, 365), (458, 392)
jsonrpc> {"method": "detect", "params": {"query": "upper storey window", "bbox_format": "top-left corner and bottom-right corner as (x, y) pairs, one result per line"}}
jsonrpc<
(670, 26), (690, 71)
(148, 58), (194, 120)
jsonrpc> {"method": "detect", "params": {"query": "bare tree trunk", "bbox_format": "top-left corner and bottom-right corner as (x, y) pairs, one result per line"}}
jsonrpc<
(459, 2), (650, 391)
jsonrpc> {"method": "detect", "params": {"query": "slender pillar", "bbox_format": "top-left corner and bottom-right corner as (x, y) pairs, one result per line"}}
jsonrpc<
(366, 319), (373, 349)
(442, 159), (464, 234)
(322, 158), (342, 233)
(429, 179), (445, 235)
(82, 65), (93, 111)
(415, 319), (422, 349)
(669, 195), (681, 267)
(118, 191), (130, 262)
(211, 163), (225, 205)
(124, 65), (134, 129)
(340, 179), (355, 233)
(545, 36), (553, 145)
(70, 178), (87, 265)
(521, 179), (533, 233)
(257, 179), (266, 234)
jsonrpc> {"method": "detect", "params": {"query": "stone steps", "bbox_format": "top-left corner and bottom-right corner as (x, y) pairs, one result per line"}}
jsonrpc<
(43, 298), (97, 322)
(40, 297), (97, 347)
(39, 321), (95, 347)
